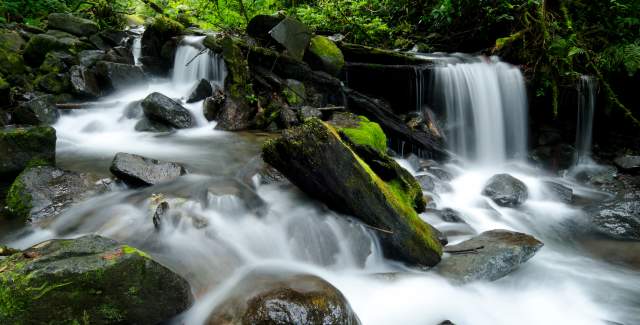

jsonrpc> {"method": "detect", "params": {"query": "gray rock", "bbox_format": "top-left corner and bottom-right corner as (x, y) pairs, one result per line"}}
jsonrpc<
(110, 152), (187, 187)
(544, 181), (573, 203)
(279, 106), (299, 128)
(77, 50), (105, 67)
(614, 155), (640, 173)
(15, 95), (60, 125)
(426, 208), (465, 223)
(207, 271), (360, 325)
(436, 230), (543, 283)
(5, 166), (103, 221)
(69, 65), (102, 98)
(36, 72), (70, 94)
(482, 174), (529, 207)
(214, 97), (255, 131)
(47, 13), (99, 36)
(0, 125), (55, 176)
(95, 61), (146, 92)
(299, 106), (322, 120)
(203, 93), (225, 121)
(122, 100), (143, 119)
(187, 79), (213, 103)
(134, 117), (173, 133)
(590, 199), (640, 241)
(0, 235), (193, 324)
(104, 46), (134, 65)
(23, 34), (75, 66)
(141, 92), (194, 129)
(269, 17), (311, 60)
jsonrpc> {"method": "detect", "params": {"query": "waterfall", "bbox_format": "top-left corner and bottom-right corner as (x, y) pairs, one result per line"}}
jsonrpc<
(575, 75), (596, 164)
(415, 67), (426, 112)
(172, 36), (227, 87)
(429, 56), (528, 165)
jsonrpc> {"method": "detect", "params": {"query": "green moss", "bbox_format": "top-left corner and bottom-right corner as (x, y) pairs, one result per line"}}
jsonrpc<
(0, 75), (8, 90)
(339, 116), (388, 153)
(308, 35), (345, 75)
(122, 245), (150, 259)
(149, 16), (185, 35)
(0, 47), (26, 76)
(5, 175), (32, 220)
(99, 304), (125, 322)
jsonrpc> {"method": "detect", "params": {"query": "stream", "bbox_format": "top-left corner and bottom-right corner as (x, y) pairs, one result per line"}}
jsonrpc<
(3, 35), (640, 325)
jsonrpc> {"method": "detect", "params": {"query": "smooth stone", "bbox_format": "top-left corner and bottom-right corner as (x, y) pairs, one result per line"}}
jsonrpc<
(95, 61), (146, 92)
(69, 65), (102, 98)
(0, 125), (56, 176)
(15, 95), (60, 125)
(482, 173), (528, 207)
(614, 155), (640, 173)
(109, 152), (187, 187)
(141, 92), (194, 129)
(187, 79), (213, 103)
(47, 13), (99, 36)
(590, 199), (640, 241)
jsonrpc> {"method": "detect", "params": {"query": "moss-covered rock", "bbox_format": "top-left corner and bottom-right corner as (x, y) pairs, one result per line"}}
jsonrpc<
(262, 118), (442, 266)
(207, 271), (360, 325)
(306, 35), (345, 76)
(14, 94), (60, 125)
(332, 113), (387, 153)
(36, 72), (71, 94)
(0, 125), (55, 177)
(0, 235), (193, 324)
(0, 29), (27, 76)
(23, 34), (74, 66)
(282, 78), (306, 106)
(47, 13), (99, 37)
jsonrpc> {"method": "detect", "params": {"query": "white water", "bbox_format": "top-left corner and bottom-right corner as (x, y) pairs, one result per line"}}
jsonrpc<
(3, 44), (639, 325)
(429, 56), (528, 165)
(575, 75), (596, 165)
(172, 36), (227, 88)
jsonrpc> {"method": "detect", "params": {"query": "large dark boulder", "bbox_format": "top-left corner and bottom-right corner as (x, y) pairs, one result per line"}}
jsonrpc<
(203, 93), (225, 121)
(104, 46), (134, 65)
(36, 72), (70, 94)
(246, 14), (285, 40)
(47, 13), (99, 36)
(0, 29), (26, 76)
(14, 95), (60, 125)
(187, 79), (213, 103)
(5, 166), (103, 222)
(614, 155), (640, 173)
(23, 33), (83, 66)
(436, 230), (543, 283)
(141, 92), (194, 129)
(482, 174), (529, 207)
(134, 117), (174, 133)
(69, 65), (102, 98)
(0, 235), (193, 324)
(590, 199), (640, 241)
(77, 49), (105, 67)
(269, 17), (311, 60)
(95, 61), (146, 92)
(207, 271), (360, 325)
(109, 152), (187, 187)
(263, 118), (442, 266)
(0, 126), (55, 177)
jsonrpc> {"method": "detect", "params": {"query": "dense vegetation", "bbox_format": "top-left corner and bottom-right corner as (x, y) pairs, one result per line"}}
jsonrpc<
(2, 0), (638, 126)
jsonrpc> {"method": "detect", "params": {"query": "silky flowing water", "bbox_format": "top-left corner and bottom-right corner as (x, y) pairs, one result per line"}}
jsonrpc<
(3, 38), (639, 324)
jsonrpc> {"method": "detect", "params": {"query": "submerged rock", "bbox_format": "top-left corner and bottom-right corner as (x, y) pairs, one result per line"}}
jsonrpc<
(110, 152), (187, 187)
(0, 125), (56, 176)
(207, 271), (360, 325)
(436, 230), (543, 283)
(614, 155), (640, 173)
(47, 13), (99, 36)
(590, 199), (640, 241)
(482, 174), (528, 207)
(187, 79), (213, 103)
(5, 166), (103, 222)
(544, 181), (573, 203)
(263, 118), (442, 266)
(0, 235), (192, 324)
(14, 95), (60, 125)
(134, 117), (174, 133)
(141, 92), (194, 129)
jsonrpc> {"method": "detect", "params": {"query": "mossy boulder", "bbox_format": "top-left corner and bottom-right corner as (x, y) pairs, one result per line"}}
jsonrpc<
(36, 72), (71, 94)
(23, 34), (75, 66)
(0, 235), (193, 324)
(282, 78), (306, 106)
(262, 118), (442, 266)
(47, 13), (99, 37)
(0, 29), (27, 76)
(306, 35), (345, 76)
(141, 16), (184, 58)
(14, 94), (60, 125)
(207, 271), (360, 325)
(5, 166), (103, 222)
(332, 113), (387, 153)
(0, 125), (55, 177)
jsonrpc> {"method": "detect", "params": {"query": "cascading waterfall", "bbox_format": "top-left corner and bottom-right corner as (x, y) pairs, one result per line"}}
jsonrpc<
(575, 75), (596, 164)
(172, 36), (227, 88)
(429, 56), (528, 165)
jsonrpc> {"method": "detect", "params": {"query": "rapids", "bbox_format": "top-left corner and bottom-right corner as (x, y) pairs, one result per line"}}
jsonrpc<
(3, 36), (639, 325)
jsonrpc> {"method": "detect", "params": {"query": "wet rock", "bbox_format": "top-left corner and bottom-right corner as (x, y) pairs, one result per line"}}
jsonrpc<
(95, 61), (146, 92)
(141, 92), (194, 129)
(247, 14), (285, 40)
(614, 155), (640, 173)
(187, 79), (213, 103)
(39, 51), (76, 73)
(134, 117), (173, 133)
(263, 118), (442, 266)
(436, 230), (543, 283)
(0, 235), (193, 324)
(299, 106), (322, 120)
(416, 174), (437, 192)
(23, 33), (80, 66)
(590, 199), (640, 241)
(207, 271), (360, 325)
(282, 78), (306, 106)
(109, 152), (187, 187)
(426, 208), (465, 223)
(306, 35), (345, 76)
(278, 106), (299, 128)
(69, 65), (102, 98)
(0, 30), (27, 77)
(15, 95), (60, 125)
(203, 93), (225, 121)
(36, 72), (71, 94)
(5, 166), (103, 222)
(152, 200), (169, 230)
(104, 46), (134, 65)
(214, 97), (255, 131)
(530, 144), (576, 172)
(122, 100), (143, 119)
(269, 17), (311, 60)
(482, 174), (528, 207)
(77, 49), (105, 67)
(47, 13), (99, 36)
(544, 181), (573, 203)
(205, 178), (266, 215)
(258, 163), (287, 185)
(0, 125), (55, 176)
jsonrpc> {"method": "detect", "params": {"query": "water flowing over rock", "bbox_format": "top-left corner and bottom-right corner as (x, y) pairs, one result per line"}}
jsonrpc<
(263, 118), (442, 266)
(482, 174), (529, 207)
(544, 181), (573, 203)
(5, 166), (104, 222)
(590, 199), (640, 241)
(207, 271), (360, 325)
(436, 230), (543, 283)
(47, 13), (99, 36)
(110, 152), (187, 187)
(95, 61), (146, 92)
(141, 92), (194, 129)
(0, 235), (193, 324)
(0, 126), (55, 176)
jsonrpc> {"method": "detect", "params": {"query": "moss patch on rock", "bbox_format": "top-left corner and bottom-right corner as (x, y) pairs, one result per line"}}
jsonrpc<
(338, 116), (387, 153)
(307, 35), (345, 76)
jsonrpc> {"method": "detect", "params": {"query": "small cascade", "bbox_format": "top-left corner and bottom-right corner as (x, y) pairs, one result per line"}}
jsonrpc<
(575, 75), (596, 164)
(414, 67), (426, 112)
(172, 36), (227, 87)
(429, 56), (528, 165)
(129, 26), (144, 66)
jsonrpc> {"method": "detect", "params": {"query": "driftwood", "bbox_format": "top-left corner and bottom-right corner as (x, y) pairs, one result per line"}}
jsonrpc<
(444, 245), (485, 255)
(56, 101), (121, 109)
